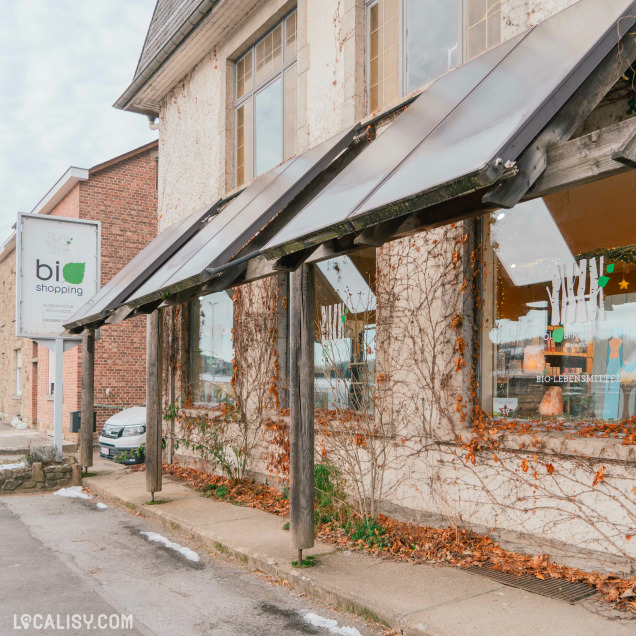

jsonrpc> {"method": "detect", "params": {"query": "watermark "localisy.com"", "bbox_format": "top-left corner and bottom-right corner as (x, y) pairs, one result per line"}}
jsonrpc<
(13, 614), (134, 631)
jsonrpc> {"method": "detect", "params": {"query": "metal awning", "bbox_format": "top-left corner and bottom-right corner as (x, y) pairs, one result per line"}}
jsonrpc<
(64, 201), (225, 332)
(64, 0), (636, 333)
(64, 125), (363, 331)
(262, 0), (636, 260)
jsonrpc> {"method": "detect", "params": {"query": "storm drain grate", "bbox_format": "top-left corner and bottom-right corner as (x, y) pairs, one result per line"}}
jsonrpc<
(466, 566), (597, 604)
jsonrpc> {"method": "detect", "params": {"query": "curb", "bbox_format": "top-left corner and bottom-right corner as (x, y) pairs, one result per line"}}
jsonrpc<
(83, 477), (428, 635)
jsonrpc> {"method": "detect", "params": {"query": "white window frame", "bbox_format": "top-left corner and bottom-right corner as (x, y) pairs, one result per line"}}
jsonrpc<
(234, 10), (298, 187)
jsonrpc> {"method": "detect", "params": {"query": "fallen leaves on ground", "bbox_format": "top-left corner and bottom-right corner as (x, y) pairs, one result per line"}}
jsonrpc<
(156, 463), (636, 613)
(162, 463), (289, 516)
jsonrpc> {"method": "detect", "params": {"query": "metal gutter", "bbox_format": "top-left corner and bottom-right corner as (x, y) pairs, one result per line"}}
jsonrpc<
(114, 0), (220, 115)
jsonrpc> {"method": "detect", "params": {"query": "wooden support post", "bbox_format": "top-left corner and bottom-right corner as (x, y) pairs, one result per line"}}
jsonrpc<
(146, 310), (163, 496)
(80, 328), (95, 470)
(289, 263), (315, 553)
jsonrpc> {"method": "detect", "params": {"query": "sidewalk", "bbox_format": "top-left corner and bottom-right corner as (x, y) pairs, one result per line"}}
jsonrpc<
(0, 422), (76, 457)
(84, 461), (635, 636)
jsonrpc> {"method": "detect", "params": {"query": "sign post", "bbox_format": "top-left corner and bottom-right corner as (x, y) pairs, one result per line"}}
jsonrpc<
(15, 213), (100, 454)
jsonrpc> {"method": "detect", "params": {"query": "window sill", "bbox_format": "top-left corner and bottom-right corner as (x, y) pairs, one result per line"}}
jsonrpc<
(445, 426), (636, 465)
(11, 394), (21, 400)
(46, 395), (54, 402)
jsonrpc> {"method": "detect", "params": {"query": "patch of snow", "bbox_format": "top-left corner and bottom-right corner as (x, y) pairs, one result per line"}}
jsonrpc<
(303, 613), (362, 636)
(96, 502), (108, 510)
(0, 462), (25, 471)
(54, 486), (93, 500)
(140, 531), (200, 562)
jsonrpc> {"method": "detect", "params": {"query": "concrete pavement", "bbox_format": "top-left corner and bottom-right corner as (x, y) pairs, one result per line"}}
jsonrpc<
(83, 460), (636, 636)
(0, 421), (76, 457)
(0, 493), (380, 636)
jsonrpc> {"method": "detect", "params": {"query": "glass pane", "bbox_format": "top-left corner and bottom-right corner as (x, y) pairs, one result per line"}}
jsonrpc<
(406, 0), (458, 92)
(467, 21), (487, 61)
(368, 0), (400, 112)
(255, 78), (282, 176)
(236, 100), (253, 186)
(486, 172), (636, 424)
(190, 293), (234, 406)
(468, 0), (487, 27)
(255, 25), (283, 84)
(487, 11), (502, 49)
(236, 51), (253, 99)
(284, 65), (297, 160)
(285, 12), (297, 58)
(314, 249), (377, 413)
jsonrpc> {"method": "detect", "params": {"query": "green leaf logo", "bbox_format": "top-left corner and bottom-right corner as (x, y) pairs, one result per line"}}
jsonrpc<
(62, 262), (85, 284)
(606, 263), (615, 274)
(552, 327), (564, 343)
(598, 275), (610, 288)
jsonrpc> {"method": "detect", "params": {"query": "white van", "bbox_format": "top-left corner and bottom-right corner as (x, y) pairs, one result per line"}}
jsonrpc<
(98, 407), (146, 465)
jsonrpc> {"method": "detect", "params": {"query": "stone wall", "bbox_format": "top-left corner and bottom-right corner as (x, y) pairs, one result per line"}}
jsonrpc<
(152, 0), (636, 574)
(0, 457), (81, 494)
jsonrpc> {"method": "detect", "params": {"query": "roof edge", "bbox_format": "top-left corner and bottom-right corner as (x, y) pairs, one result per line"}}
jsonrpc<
(114, 0), (219, 115)
(89, 140), (158, 175)
(31, 167), (89, 216)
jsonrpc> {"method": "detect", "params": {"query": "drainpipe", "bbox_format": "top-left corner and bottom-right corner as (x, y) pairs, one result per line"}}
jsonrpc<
(147, 115), (159, 131)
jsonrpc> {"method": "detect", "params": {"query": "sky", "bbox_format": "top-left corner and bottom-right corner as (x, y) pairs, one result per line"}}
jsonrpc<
(0, 0), (158, 244)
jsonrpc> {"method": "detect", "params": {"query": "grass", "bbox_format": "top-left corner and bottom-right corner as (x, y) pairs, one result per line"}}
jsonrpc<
(145, 499), (169, 505)
(291, 555), (317, 568)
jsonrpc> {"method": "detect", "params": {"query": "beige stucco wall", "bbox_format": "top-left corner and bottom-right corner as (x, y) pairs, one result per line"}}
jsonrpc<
(154, 0), (636, 571)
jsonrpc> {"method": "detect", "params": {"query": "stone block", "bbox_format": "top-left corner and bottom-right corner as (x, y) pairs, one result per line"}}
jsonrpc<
(3, 480), (21, 490)
(21, 481), (36, 489)
(63, 456), (76, 465)
(57, 479), (71, 487)
(44, 466), (59, 474)
(32, 462), (44, 482)
(72, 464), (82, 486)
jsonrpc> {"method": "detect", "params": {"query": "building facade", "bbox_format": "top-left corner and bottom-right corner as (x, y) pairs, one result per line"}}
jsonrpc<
(0, 142), (158, 438)
(111, 0), (636, 573)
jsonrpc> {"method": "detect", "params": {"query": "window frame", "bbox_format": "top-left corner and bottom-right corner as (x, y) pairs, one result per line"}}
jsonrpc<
(233, 10), (298, 187)
(365, 0), (504, 113)
(15, 350), (22, 396)
(48, 348), (55, 396)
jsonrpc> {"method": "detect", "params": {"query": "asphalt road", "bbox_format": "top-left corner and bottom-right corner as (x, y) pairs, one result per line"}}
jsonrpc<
(0, 494), (381, 636)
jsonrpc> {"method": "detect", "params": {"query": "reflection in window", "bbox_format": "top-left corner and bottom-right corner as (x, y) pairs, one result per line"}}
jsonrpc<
(405, 0), (458, 93)
(314, 249), (377, 413)
(485, 172), (636, 423)
(190, 293), (234, 405)
(234, 11), (297, 187)
(367, 0), (502, 113)
(255, 78), (283, 176)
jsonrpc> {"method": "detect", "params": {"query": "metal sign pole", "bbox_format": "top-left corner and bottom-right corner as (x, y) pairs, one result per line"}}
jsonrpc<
(53, 337), (64, 454)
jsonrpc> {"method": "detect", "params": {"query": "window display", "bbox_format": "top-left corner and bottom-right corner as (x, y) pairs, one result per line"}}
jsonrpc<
(484, 171), (636, 422)
(190, 293), (234, 405)
(314, 249), (377, 412)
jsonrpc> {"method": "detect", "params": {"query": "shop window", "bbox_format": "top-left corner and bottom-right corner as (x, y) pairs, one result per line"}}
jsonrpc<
(235, 11), (297, 187)
(314, 248), (377, 413)
(366, 0), (502, 113)
(15, 351), (22, 396)
(483, 171), (636, 423)
(190, 293), (234, 406)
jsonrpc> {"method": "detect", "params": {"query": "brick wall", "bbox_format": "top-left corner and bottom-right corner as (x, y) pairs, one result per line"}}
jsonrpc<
(77, 149), (158, 431)
(31, 146), (158, 437)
